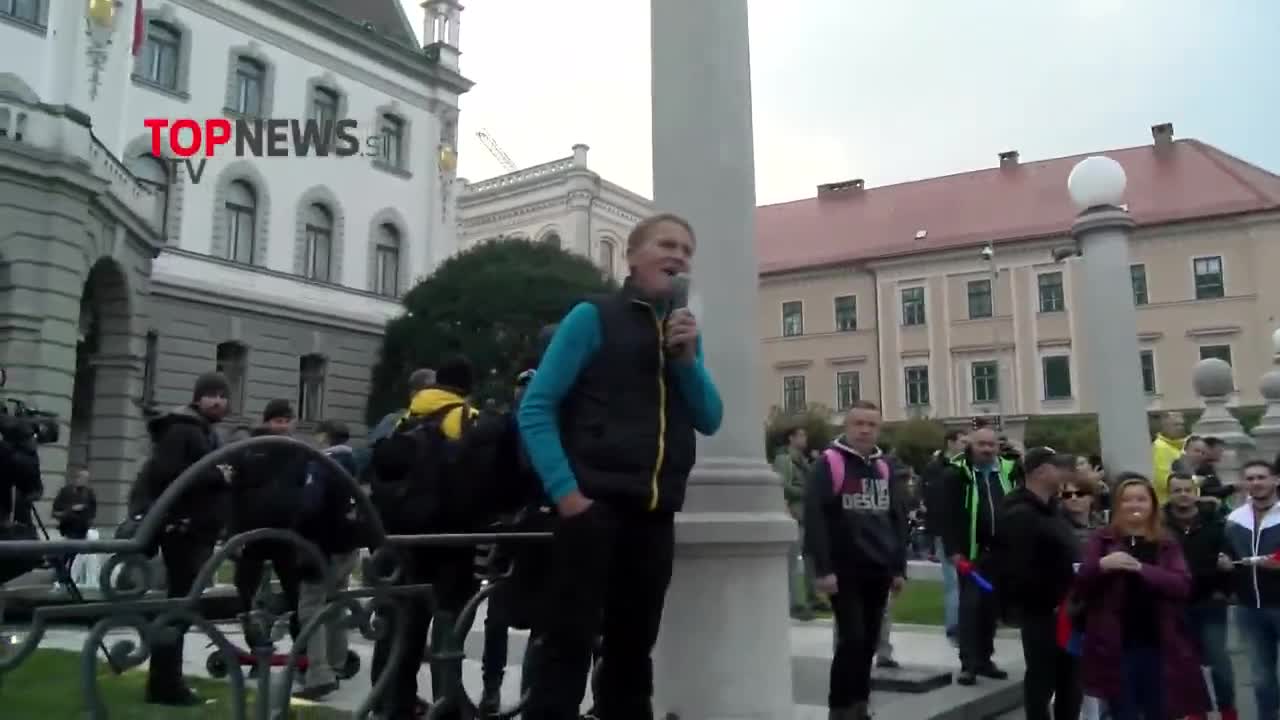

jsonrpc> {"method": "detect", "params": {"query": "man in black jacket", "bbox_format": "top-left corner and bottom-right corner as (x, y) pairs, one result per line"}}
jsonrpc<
(939, 424), (1019, 684)
(922, 429), (967, 642)
(141, 371), (231, 706)
(1167, 472), (1238, 719)
(804, 401), (907, 720)
(228, 399), (308, 644)
(994, 448), (1081, 720)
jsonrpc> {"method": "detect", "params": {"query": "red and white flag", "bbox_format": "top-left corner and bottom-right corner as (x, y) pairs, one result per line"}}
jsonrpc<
(132, 0), (144, 57)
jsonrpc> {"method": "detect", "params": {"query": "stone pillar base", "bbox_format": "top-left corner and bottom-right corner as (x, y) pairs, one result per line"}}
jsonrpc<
(654, 459), (797, 720)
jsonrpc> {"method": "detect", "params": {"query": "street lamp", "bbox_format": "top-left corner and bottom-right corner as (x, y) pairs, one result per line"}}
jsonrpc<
(1068, 156), (1151, 475)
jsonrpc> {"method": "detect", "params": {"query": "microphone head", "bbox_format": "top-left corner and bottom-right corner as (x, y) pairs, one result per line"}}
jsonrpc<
(669, 273), (690, 309)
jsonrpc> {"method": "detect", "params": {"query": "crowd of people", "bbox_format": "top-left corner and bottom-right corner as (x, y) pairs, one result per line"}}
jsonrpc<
(780, 407), (1280, 720)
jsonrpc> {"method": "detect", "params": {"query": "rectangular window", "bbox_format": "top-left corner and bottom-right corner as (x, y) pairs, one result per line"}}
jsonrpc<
(1042, 355), (1072, 400)
(1193, 256), (1224, 300)
(1199, 344), (1232, 366)
(214, 341), (248, 414)
(1038, 272), (1065, 312)
(782, 375), (806, 414)
(298, 355), (327, 421)
(905, 365), (930, 406)
(233, 57), (264, 116)
(305, 226), (332, 282)
(312, 87), (338, 128)
(1130, 264), (1148, 306)
(901, 287), (926, 326)
(836, 371), (860, 411)
(1139, 350), (1156, 395)
(781, 301), (804, 337)
(971, 361), (998, 403)
(834, 295), (857, 331)
(225, 207), (255, 264)
(375, 245), (400, 297)
(967, 279), (993, 319)
(380, 114), (404, 168)
(1, 0), (39, 24)
(143, 23), (180, 89)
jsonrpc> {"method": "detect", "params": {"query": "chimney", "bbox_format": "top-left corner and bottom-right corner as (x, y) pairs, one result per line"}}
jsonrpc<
(572, 143), (589, 168)
(998, 150), (1019, 169)
(1151, 122), (1174, 148)
(817, 178), (865, 197)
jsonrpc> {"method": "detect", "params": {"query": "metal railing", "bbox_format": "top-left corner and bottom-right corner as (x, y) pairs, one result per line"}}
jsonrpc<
(0, 434), (551, 719)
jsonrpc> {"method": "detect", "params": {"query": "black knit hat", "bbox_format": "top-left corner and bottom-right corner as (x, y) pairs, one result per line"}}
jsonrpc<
(193, 372), (230, 402)
(435, 354), (474, 395)
(262, 398), (294, 422)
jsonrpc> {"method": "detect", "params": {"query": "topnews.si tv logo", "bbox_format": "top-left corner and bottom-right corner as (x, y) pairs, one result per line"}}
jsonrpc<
(142, 117), (382, 184)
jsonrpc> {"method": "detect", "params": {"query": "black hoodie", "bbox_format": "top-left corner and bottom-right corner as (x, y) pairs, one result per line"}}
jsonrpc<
(226, 426), (310, 533)
(141, 405), (227, 537)
(1164, 501), (1232, 606)
(803, 438), (908, 579)
(993, 487), (1079, 615)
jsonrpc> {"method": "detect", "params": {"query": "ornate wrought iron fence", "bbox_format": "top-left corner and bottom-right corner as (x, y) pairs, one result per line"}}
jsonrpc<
(0, 435), (551, 719)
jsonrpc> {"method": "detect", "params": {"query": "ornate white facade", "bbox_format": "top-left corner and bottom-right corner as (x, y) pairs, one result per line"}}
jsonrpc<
(458, 144), (654, 281)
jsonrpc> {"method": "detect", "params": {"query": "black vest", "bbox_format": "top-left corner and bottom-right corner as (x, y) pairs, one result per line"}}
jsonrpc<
(560, 288), (697, 513)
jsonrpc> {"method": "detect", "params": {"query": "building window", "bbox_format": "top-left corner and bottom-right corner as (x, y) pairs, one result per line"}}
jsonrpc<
(834, 295), (857, 331)
(1139, 350), (1156, 395)
(598, 238), (616, 277)
(967, 279), (993, 319)
(303, 203), (334, 282)
(1199, 344), (1232, 366)
(215, 341), (248, 414)
(374, 223), (401, 297)
(782, 375), (806, 414)
(1, 0), (39, 24)
(972, 361), (998, 403)
(781, 301), (804, 337)
(1042, 355), (1072, 400)
(901, 287), (926, 326)
(311, 86), (339, 128)
(379, 114), (404, 169)
(905, 366), (930, 406)
(298, 354), (326, 421)
(142, 331), (159, 407)
(232, 56), (265, 116)
(1193, 256), (1224, 300)
(836, 371), (860, 411)
(541, 231), (562, 248)
(1130, 264), (1148, 306)
(1038, 272), (1065, 312)
(224, 180), (257, 264)
(141, 21), (180, 89)
(127, 153), (169, 189)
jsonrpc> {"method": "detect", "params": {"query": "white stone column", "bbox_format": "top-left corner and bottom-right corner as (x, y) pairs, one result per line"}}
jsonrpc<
(1071, 206), (1151, 476)
(650, 1), (796, 718)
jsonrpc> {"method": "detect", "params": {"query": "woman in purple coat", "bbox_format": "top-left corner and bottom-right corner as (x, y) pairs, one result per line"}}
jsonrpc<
(1075, 474), (1209, 720)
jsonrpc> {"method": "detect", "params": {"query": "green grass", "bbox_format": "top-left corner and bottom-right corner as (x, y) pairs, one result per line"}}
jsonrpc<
(814, 579), (946, 626)
(0, 648), (349, 719)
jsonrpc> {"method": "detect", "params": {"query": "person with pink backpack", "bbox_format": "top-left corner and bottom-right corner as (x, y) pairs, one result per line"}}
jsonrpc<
(804, 400), (910, 720)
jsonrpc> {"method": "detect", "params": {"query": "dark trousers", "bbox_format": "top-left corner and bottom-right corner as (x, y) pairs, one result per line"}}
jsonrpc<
(829, 571), (891, 709)
(1109, 647), (1164, 720)
(524, 503), (674, 720)
(233, 539), (301, 639)
(1187, 605), (1235, 711)
(958, 561), (998, 671)
(482, 610), (510, 691)
(146, 532), (214, 698)
(1019, 611), (1081, 720)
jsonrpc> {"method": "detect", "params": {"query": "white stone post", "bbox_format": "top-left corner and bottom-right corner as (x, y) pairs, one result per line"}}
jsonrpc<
(650, 1), (797, 718)
(1191, 358), (1253, 494)
(1068, 158), (1152, 477)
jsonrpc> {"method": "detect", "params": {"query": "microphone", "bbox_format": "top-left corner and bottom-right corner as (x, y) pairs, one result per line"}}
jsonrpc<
(669, 273), (690, 310)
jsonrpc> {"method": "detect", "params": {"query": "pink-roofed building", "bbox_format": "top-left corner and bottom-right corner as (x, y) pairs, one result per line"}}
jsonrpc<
(756, 123), (1280, 428)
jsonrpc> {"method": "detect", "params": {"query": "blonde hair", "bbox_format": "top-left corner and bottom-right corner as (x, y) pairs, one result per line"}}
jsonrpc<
(1110, 475), (1167, 541)
(626, 212), (696, 252)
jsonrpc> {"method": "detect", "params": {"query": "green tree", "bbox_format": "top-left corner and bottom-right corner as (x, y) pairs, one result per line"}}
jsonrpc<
(880, 419), (946, 473)
(764, 404), (838, 460)
(365, 239), (616, 425)
(1024, 415), (1100, 457)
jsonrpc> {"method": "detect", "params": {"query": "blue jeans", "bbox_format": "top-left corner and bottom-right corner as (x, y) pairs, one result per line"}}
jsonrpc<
(1187, 605), (1235, 711)
(1109, 647), (1164, 720)
(935, 537), (958, 635)
(1238, 606), (1280, 720)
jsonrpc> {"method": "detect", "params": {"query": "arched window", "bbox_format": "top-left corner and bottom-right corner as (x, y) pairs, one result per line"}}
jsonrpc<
(541, 231), (561, 249)
(127, 153), (168, 188)
(374, 223), (401, 297)
(598, 238), (617, 277)
(304, 203), (334, 282)
(224, 180), (257, 264)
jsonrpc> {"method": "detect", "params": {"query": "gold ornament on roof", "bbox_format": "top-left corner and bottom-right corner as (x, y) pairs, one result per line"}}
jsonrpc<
(438, 144), (457, 173)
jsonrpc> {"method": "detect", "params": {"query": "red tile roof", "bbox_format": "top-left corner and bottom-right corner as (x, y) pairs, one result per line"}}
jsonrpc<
(757, 138), (1280, 275)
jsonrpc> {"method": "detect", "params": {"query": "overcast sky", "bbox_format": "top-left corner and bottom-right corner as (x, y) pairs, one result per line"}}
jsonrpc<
(402, 0), (1279, 206)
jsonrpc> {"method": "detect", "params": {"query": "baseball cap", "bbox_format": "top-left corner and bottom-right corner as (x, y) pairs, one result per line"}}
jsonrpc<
(1023, 446), (1076, 476)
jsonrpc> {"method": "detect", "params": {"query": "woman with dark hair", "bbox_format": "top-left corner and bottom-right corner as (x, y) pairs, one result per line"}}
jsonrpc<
(1075, 474), (1208, 719)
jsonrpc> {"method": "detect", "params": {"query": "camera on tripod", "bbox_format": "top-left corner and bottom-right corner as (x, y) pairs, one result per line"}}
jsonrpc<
(0, 367), (60, 446)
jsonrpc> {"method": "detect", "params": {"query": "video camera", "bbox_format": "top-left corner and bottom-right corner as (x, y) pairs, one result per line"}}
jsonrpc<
(0, 368), (60, 446)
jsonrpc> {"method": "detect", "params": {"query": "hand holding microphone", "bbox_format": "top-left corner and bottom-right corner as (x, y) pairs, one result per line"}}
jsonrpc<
(665, 274), (699, 364)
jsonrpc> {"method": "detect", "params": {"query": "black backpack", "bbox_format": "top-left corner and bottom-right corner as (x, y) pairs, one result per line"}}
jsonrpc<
(369, 402), (513, 535)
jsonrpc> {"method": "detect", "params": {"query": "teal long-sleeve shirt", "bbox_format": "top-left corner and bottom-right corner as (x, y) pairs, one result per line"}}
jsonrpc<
(516, 301), (724, 504)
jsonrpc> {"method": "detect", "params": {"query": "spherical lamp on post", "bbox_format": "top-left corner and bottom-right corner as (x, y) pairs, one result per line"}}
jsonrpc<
(1068, 155), (1151, 477)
